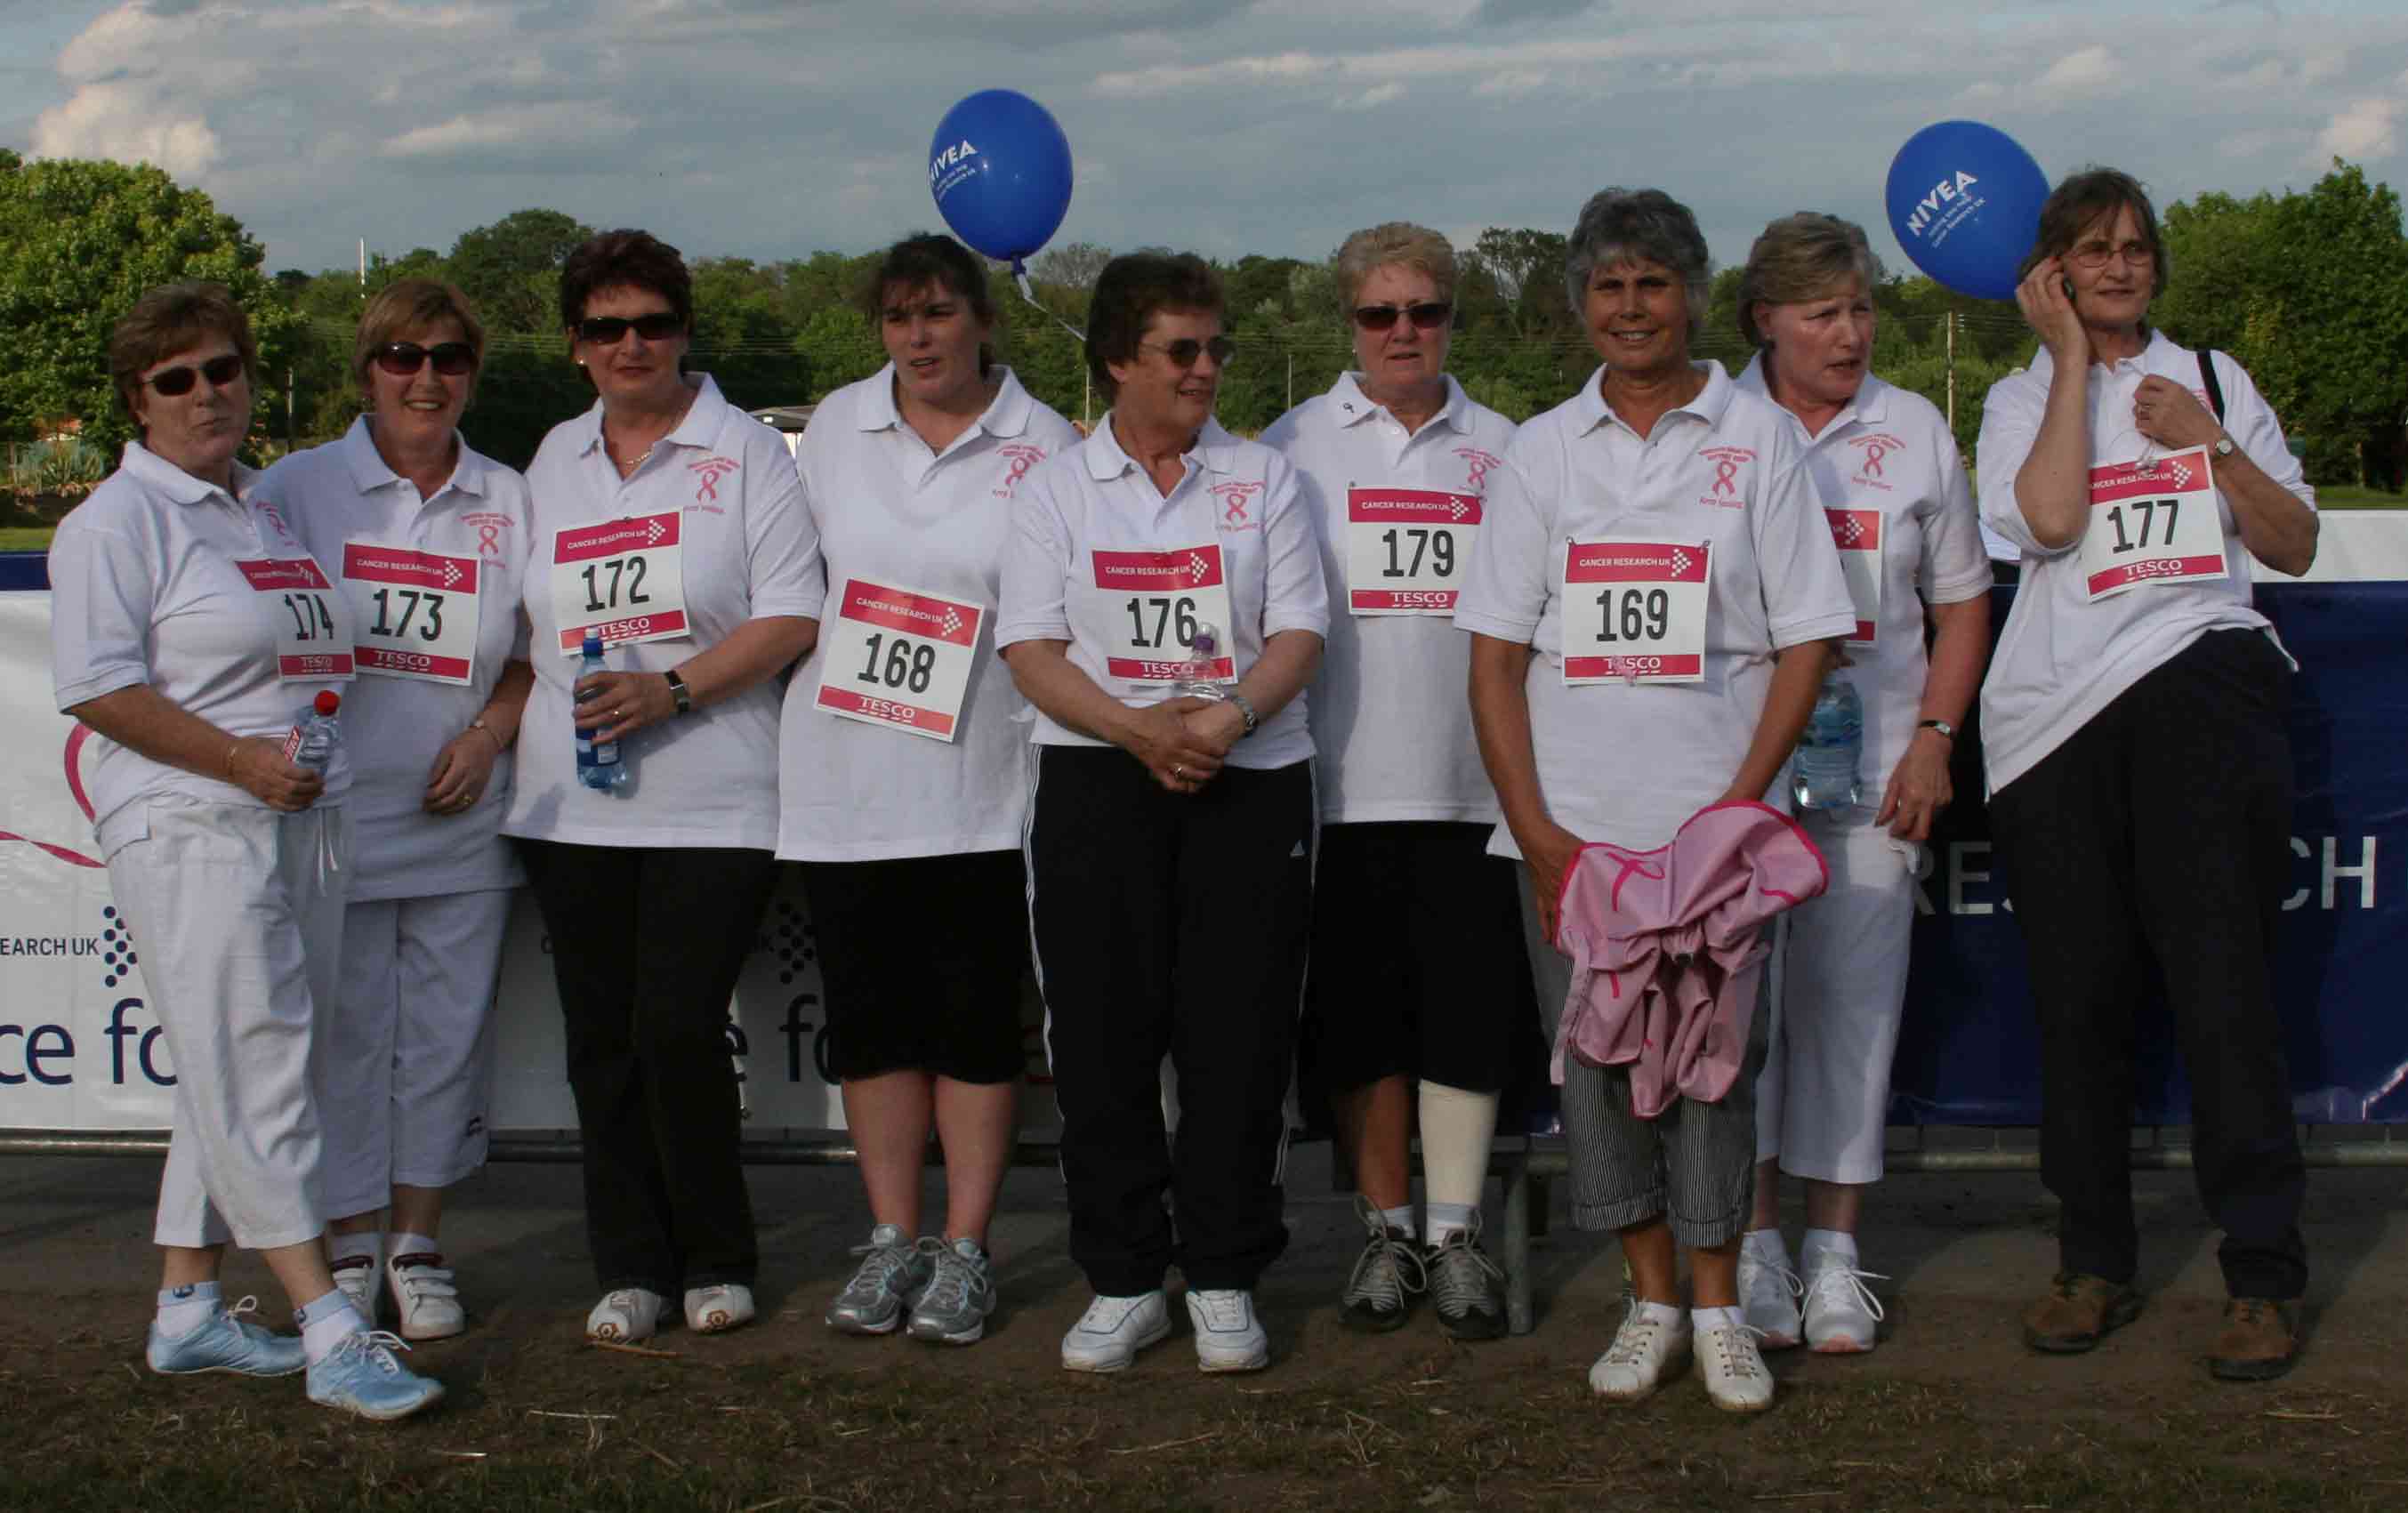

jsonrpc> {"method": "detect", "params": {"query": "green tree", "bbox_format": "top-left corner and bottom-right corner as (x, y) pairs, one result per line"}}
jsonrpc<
(0, 153), (300, 453)
(793, 305), (885, 401)
(447, 208), (592, 334)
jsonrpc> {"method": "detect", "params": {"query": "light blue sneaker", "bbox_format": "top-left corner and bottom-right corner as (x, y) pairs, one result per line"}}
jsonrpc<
(306, 1330), (445, 1420)
(146, 1295), (306, 1378)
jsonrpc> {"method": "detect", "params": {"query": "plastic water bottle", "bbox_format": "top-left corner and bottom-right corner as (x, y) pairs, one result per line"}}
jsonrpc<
(1172, 624), (1228, 704)
(280, 690), (342, 772)
(575, 632), (629, 792)
(1792, 673), (1863, 813)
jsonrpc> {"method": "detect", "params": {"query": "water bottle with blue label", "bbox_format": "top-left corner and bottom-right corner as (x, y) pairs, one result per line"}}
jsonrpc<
(1172, 623), (1228, 704)
(575, 632), (630, 792)
(281, 689), (342, 772)
(1792, 672), (1863, 813)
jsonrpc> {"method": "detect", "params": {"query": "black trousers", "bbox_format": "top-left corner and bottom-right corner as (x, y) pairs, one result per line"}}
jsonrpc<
(1992, 629), (2307, 1300)
(1028, 746), (1314, 1295)
(519, 840), (775, 1295)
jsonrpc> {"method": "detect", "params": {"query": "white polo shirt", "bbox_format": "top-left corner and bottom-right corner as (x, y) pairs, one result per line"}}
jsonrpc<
(1735, 358), (1993, 791)
(506, 373), (824, 850)
(50, 443), (354, 859)
(1454, 361), (1856, 855)
(777, 366), (1081, 862)
(1975, 333), (2313, 795)
(254, 417), (533, 900)
(1262, 372), (1516, 825)
(996, 414), (1329, 770)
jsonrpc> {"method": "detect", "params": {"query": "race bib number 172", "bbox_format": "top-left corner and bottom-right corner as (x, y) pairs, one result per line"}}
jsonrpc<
(551, 511), (690, 653)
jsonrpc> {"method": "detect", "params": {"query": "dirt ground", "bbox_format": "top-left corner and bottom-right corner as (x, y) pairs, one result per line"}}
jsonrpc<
(3, 1144), (2404, 1510)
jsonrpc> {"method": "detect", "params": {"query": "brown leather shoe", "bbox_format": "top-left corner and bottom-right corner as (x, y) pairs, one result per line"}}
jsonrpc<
(2022, 1271), (2142, 1353)
(2209, 1298), (2300, 1381)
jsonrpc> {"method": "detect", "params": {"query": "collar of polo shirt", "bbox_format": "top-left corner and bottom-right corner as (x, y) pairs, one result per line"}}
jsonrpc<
(1328, 370), (1474, 435)
(121, 438), (251, 507)
(1573, 358), (1736, 439)
(340, 414), (488, 500)
(858, 362), (1039, 441)
(1084, 412), (1243, 483)
(1735, 353), (1894, 439)
(571, 373), (729, 463)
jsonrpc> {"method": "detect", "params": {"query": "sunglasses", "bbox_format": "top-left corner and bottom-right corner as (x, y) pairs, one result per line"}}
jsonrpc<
(576, 313), (684, 344)
(1352, 302), (1453, 333)
(141, 354), (246, 397)
(372, 341), (477, 377)
(1141, 335), (1237, 367)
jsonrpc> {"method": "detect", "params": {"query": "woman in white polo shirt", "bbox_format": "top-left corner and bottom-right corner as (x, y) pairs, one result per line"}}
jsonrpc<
(1457, 189), (1855, 1412)
(1727, 214), (1993, 1356)
(49, 281), (440, 1420)
(1978, 169), (2317, 1381)
(507, 230), (822, 1346)
(1260, 221), (1534, 1340)
(999, 252), (1328, 1376)
(779, 233), (1080, 1347)
(254, 279), (535, 1344)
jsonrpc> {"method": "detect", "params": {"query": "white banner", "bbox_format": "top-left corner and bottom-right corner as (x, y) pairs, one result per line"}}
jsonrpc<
(0, 590), (1056, 1134)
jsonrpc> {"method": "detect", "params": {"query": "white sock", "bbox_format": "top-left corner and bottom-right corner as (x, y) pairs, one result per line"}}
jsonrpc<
(1691, 1304), (1747, 1332)
(1801, 1227), (1857, 1268)
(389, 1231), (439, 1264)
(1425, 1202), (1478, 1247)
(1378, 1204), (1417, 1239)
(155, 1281), (221, 1339)
(1635, 1299), (1687, 1330)
(1742, 1227), (1792, 1267)
(1417, 1081), (1500, 1225)
(296, 1289), (367, 1364)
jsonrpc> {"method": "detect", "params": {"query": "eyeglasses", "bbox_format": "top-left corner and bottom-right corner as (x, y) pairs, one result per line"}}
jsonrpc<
(2066, 240), (2154, 271)
(140, 354), (246, 397)
(372, 342), (477, 377)
(576, 313), (683, 344)
(1352, 302), (1453, 333)
(1141, 335), (1236, 367)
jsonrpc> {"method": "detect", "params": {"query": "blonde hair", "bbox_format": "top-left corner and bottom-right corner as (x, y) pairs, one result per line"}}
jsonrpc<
(1333, 222), (1458, 313)
(1736, 213), (1885, 348)
(353, 278), (486, 393)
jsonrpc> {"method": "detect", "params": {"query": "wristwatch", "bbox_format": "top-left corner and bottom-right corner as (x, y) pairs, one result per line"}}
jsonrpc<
(1918, 719), (1957, 741)
(2212, 433), (2237, 460)
(664, 668), (694, 716)
(1228, 692), (1261, 737)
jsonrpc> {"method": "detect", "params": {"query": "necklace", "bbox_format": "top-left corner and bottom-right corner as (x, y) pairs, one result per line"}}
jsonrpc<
(614, 446), (653, 472)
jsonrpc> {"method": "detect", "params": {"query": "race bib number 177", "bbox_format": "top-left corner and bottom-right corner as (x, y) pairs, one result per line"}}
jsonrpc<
(2081, 447), (2227, 600)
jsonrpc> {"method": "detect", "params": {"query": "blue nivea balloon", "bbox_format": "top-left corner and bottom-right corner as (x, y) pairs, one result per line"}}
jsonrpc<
(928, 90), (1074, 270)
(1884, 121), (2049, 301)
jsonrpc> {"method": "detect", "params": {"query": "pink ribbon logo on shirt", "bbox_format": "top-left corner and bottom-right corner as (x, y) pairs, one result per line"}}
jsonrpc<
(994, 444), (1046, 500)
(1861, 441), (1889, 478)
(690, 456), (740, 503)
(1211, 479), (1264, 526)
(1455, 447), (1502, 494)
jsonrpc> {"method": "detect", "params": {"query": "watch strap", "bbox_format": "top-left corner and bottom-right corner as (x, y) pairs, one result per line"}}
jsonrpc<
(664, 668), (694, 715)
(1228, 691), (1260, 736)
(1918, 718), (1956, 741)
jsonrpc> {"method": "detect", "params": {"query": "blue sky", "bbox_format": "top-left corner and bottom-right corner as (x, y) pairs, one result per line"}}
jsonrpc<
(5, 0), (2404, 281)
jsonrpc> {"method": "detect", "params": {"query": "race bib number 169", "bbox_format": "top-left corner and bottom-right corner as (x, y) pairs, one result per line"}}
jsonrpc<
(1560, 539), (1711, 685)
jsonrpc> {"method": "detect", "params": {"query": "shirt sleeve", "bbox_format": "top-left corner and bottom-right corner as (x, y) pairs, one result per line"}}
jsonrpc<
(1919, 418), (1994, 604)
(1452, 441), (1552, 646)
(50, 519), (157, 710)
(1256, 452), (1329, 640)
(995, 460), (1076, 648)
(1752, 428), (1858, 650)
(740, 430), (825, 621)
(2218, 353), (2316, 513)
(1975, 368), (2059, 557)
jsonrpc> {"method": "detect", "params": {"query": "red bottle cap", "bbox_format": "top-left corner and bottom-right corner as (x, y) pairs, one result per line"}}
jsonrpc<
(314, 690), (341, 715)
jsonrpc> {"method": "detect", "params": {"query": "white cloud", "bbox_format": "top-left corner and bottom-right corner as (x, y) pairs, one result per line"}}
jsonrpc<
(31, 80), (221, 177)
(2314, 98), (2401, 162)
(1333, 82), (1405, 110)
(383, 104), (637, 162)
(2033, 45), (2117, 104)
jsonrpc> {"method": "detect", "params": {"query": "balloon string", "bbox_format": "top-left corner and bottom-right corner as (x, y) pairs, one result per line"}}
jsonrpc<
(1014, 266), (1086, 343)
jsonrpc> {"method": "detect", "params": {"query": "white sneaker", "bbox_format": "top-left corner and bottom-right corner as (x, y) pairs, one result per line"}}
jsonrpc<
(384, 1246), (464, 1341)
(1800, 1251), (1887, 1354)
(1587, 1300), (1690, 1402)
(1695, 1311), (1776, 1412)
(685, 1283), (755, 1335)
(1737, 1234), (1803, 1350)
(330, 1237), (382, 1325)
(1060, 1291), (1172, 1372)
(1184, 1288), (1269, 1373)
(585, 1287), (666, 1344)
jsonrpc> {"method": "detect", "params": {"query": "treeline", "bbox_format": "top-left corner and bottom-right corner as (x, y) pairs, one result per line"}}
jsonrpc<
(4, 151), (2404, 490)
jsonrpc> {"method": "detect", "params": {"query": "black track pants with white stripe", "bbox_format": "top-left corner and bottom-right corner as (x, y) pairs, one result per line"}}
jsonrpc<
(1027, 746), (1313, 1296)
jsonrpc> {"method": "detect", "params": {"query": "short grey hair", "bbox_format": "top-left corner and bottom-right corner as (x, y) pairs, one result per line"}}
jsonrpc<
(1332, 222), (1458, 313)
(1736, 213), (1886, 348)
(1563, 188), (1711, 327)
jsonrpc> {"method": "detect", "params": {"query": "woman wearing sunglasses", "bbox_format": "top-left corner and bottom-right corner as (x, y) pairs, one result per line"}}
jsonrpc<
(251, 279), (535, 1345)
(999, 252), (1327, 1374)
(1260, 222), (1534, 1340)
(1458, 189), (1855, 1411)
(504, 229), (822, 1346)
(49, 281), (443, 1419)
(1979, 169), (2316, 1380)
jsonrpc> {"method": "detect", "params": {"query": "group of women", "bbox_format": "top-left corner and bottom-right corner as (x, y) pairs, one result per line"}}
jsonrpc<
(46, 164), (2316, 1425)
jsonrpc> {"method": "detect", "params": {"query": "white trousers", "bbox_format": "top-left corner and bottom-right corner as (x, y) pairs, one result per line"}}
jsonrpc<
(107, 799), (352, 1251)
(318, 889), (512, 1219)
(1756, 815), (1918, 1186)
